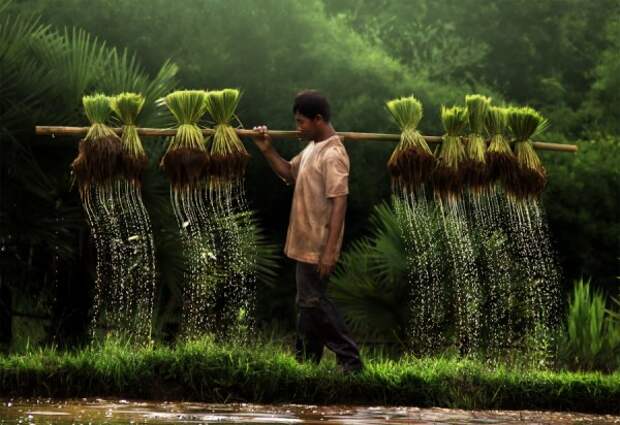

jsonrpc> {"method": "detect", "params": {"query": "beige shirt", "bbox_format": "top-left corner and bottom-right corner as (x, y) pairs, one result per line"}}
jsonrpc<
(283, 135), (349, 264)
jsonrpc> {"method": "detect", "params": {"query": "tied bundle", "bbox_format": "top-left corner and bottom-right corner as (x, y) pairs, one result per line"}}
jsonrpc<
(506, 106), (549, 200)
(463, 94), (491, 192)
(485, 106), (517, 187)
(110, 92), (148, 183)
(160, 90), (210, 189)
(71, 93), (123, 194)
(386, 95), (435, 193)
(433, 105), (468, 201)
(204, 88), (250, 186)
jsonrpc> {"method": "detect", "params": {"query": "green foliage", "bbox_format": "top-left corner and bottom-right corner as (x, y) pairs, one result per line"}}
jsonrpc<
(558, 279), (620, 372)
(441, 106), (468, 136)
(465, 94), (491, 135)
(386, 96), (423, 130)
(329, 202), (408, 342)
(163, 90), (208, 150)
(204, 88), (242, 126)
(1, 336), (619, 412)
(543, 137), (620, 289)
(82, 93), (115, 139)
(507, 107), (549, 142)
(485, 106), (508, 135)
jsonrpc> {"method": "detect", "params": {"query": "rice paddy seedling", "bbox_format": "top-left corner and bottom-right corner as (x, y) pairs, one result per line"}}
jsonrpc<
(463, 94), (491, 192)
(485, 106), (517, 185)
(506, 106), (549, 200)
(71, 93), (123, 192)
(110, 92), (148, 182)
(386, 95), (435, 193)
(160, 90), (210, 189)
(204, 88), (250, 185)
(433, 105), (468, 200)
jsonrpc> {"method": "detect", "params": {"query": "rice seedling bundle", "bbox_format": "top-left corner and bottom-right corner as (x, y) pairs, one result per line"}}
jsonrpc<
(160, 90), (210, 189)
(71, 93), (123, 193)
(386, 95), (435, 193)
(110, 92), (148, 182)
(433, 105), (468, 200)
(506, 106), (549, 200)
(463, 94), (491, 192)
(485, 106), (517, 185)
(204, 88), (250, 185)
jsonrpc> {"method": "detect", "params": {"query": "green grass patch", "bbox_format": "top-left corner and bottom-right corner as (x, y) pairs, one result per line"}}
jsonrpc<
(0, 337), (618, 414)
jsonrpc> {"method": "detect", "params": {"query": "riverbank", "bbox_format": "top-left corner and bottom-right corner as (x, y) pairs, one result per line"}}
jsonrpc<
(1, 338), (618, 414)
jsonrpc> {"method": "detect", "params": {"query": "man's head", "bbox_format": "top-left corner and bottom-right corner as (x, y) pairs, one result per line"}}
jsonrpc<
(293, 90), (331, 141)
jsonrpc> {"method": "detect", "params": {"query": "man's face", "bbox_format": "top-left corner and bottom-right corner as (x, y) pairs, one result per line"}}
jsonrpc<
(295, 112), (320, 141)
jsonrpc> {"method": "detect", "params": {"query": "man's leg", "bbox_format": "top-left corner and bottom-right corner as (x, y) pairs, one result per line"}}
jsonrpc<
(294, 261), (324, 364)
(299, 262), (363, 371)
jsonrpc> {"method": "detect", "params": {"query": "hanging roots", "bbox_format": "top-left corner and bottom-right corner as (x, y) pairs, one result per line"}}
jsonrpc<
(387, 132), (436, 193)
(462, 135), (489, 192)
(161, 147), (209, 189)
(433, 135), (465, 200)
(505, 141), (547, 200)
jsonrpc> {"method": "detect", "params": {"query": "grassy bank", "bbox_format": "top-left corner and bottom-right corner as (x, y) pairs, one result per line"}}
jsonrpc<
(0, 338), (618, 414)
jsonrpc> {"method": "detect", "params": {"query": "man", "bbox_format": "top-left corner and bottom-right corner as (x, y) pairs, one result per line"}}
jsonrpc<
(252, 90), (363, 373)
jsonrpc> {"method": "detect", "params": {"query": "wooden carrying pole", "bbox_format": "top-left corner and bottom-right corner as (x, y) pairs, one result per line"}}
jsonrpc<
(35, 126), (578, 153)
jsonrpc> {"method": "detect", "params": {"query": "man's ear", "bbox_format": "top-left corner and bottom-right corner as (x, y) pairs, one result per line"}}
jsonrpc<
(314, 114), (325, 124)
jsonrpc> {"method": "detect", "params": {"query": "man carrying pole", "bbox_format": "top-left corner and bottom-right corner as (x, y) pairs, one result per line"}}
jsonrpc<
(252, 90), (363, 373)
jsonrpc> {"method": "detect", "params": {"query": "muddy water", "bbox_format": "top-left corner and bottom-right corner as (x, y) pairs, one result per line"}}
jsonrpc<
(1, 399), (619, 424)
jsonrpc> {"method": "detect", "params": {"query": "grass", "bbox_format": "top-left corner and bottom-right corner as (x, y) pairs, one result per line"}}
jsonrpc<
(1, 337), (618, 413)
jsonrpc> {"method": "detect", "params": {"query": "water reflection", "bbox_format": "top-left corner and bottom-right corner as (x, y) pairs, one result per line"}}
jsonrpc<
(1, 399), (619, 424)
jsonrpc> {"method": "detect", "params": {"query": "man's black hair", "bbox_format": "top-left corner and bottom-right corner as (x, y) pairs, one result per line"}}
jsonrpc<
(292, 90), (331, 122)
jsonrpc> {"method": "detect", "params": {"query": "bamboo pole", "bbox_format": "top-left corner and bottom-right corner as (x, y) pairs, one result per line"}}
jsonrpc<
(35, 126), (578, 153)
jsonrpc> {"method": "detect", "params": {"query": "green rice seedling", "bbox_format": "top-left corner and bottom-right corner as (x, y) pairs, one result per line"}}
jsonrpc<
(386, 95), (435, 193)
(71, 93), (123, 193)
(463, 94), (491, 192)
(485, 106), (517, 186)
(203, 88), (250, 186)
(160, 90), (210, 189)
(110, 92), (148, 182)
(433, 105), (468, 201)
(506, 106), (549, 200)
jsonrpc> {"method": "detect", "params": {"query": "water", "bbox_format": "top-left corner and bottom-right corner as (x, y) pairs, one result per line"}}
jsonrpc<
(395, 187), (446, 355)
(397, 183), (562, 361)
(505, 196), (561, 366)
(81, 180), (157, 344)
(1, 399), (618, 424)
(171, 177), (256, 341)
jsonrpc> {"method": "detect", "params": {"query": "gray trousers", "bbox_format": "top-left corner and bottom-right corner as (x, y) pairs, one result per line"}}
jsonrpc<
(295, 261), (362, 370)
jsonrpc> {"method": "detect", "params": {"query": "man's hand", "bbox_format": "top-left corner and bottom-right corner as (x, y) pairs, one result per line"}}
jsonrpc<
(252, 125), (272, 153)
(317, 249), (337, 280)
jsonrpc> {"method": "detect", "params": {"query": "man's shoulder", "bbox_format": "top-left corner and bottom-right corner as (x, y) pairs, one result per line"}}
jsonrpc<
(323, 135), (348, 156)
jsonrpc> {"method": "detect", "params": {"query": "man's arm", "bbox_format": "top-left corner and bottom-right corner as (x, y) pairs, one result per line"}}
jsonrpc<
(252, 125), (294, 184)
(318, 195), (347, 279)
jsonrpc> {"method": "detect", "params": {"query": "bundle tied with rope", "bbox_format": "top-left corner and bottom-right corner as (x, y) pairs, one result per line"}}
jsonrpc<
(485, 106), (517, 187)
(463, 94), (491, 193)
(506, 106), (549, 200)
(71, 94), (124, 195)
(386, 95), (435, 193)
(204, 88), (250, 186)
(160, 90), (210, 189)
(110, 92), (148, 183)
(433, 105), (468, 201)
